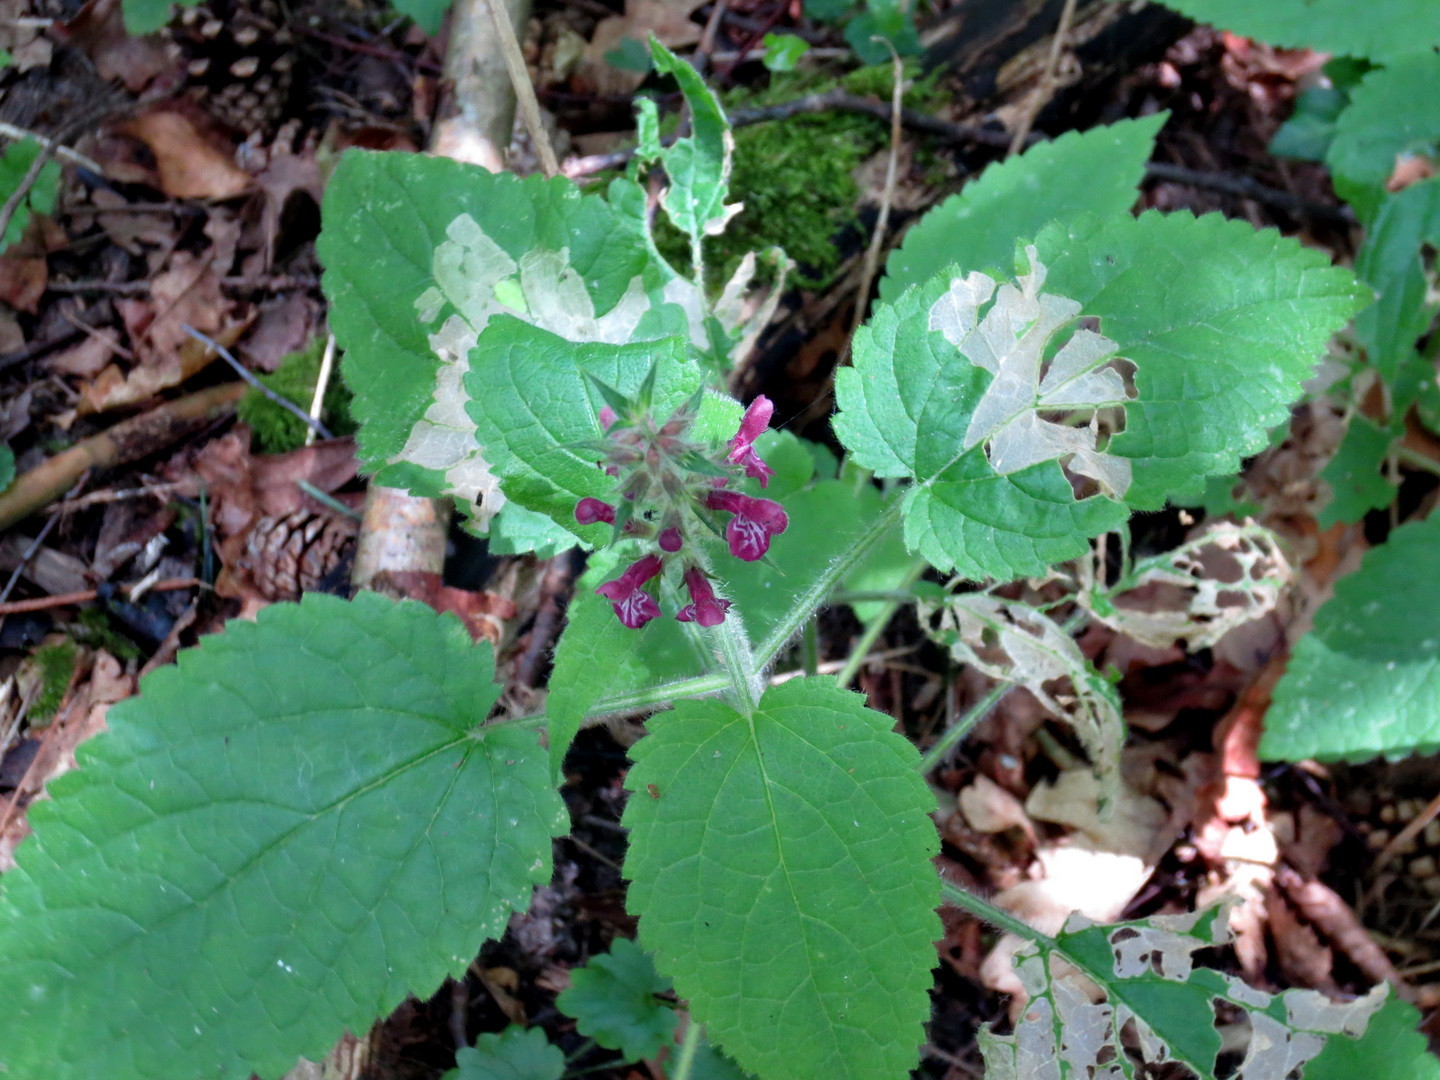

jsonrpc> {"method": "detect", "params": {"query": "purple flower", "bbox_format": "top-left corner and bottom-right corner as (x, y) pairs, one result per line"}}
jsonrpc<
(705, 490), (788, 562)
(595, 554), (664, 629)
(727, 395), (776, 488)
(658, 527), (683, 552)
(575, 497), (617, 525)
(599, 405), (618, 431)
(676, 566), (730, 627)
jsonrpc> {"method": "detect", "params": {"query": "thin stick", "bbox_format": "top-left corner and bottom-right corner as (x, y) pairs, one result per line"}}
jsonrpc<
(305, 333), (338, 447)
(0, 511), (63, 607)
(1007, 0), (1079, 156)
(482, 0), (560, 177)
(0, 121), (102, 173)
(0, 131), (60, 246)
(183, 326), (332, 440)
(1371, 789), (1440, 876)
(842, 48), (905, 365)
(0, 578), (202, 616)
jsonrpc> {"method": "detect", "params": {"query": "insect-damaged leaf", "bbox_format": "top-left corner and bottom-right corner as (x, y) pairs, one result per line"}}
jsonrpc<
(981, 906), (1388, 1079)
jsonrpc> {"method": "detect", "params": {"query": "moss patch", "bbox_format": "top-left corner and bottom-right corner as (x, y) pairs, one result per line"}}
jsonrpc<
(28, 641), (78, 722)
(237, 338), (356, 454)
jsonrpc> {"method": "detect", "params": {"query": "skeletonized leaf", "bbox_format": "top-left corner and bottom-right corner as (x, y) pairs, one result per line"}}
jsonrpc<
(0, 593), (565, 1080)
(1034, 211), (1370, 508)
(1084, 522), (1291, 650)
(924, 594), (1123, 806)
(1262, 511), (1440, 761)
(836, 249), (1133, 580)
(623, 679), (939, 1080)
(319, 151), (679, 530)
(981, 906), (1388, 1079)
(648, 39), (741, 249)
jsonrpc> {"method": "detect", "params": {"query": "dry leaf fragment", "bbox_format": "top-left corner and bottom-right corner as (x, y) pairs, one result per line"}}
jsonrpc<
(116, 105), (250, 200)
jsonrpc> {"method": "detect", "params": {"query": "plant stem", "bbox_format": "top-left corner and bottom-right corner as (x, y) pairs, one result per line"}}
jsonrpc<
(755, 498), (904, 669)
(939, 879), (1054, 948)
(917, 682), (1009, 773)
(834, 556), (927, 688)
(670, 1018), (705, 1080)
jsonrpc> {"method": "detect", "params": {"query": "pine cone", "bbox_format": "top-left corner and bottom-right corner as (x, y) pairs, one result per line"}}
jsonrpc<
(227, 508), (358, 603)
(163, 0), (297, 138)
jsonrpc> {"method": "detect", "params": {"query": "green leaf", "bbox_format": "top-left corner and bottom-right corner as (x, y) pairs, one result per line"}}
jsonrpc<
(648, 39), (741, 249)
(544, 476), (914, 773)
(1317, 415), (1398, 527)
(837, 253), (1133, 580)
(121, 0), (203, 33)
(1036, 211), (1370, 508)
(1303, 997), (1440, 1080)
(690, 1037), (756, 1080)
(0, 592), (565, 1080)
(463, 317), (699, 536)
(392, 0), (451, 34)
(1353, 178), (1440, 385)
(319, 150), (670, 531)
(1271, 85), (1350, 162)
(444, 1028), (566, 1080)
(982, 906), (1388, 1079)
(843, 1), (920, 65)
(0, 136), (60, 250)
(623, 679), (940, 1080)
(1146, 0), (1440, 62)
(486, 501), (581, 558)
(556, 939), (677, 1062)
(761, 33), (810, 72)
(1262, 511), (1440, 761)
(0, 443), (13, 493)
(1328, 55), (1440, 219)
(879, 115), (1165, 302)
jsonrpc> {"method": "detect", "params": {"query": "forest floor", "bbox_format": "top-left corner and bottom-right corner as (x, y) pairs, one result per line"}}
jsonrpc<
(0, 0), (1437, 1077)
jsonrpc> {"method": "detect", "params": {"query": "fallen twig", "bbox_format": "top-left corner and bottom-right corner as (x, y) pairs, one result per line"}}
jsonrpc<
(0, 577), (202, 616)
(0, 382), (246, 531)
(182, 326), (332, 440)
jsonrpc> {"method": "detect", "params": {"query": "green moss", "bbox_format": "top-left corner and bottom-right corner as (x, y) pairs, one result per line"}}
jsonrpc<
(28, 641), (78, 722)
(659, 61), (949, 289)
(237, 338), (356, 454)
(72, 607), (143, 662)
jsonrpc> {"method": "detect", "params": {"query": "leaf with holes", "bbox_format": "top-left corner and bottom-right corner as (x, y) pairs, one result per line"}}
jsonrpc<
(880, 114), (1165, 302)
(836, 248), (1133, 580)
(319, 151), (685, 532)
(444, 1028), (565, 1080)
(923, 594), (1123, 807)
(0, 593), (565, 1080)
(648, 39), (741, 251)
(556, 939), (678, 1062)
(981, 906), (1388, 1079)
(1303, 997), (1440, 1080)
(1262, 511), (1440, 761)
(623, 678), (939, 1080)
(1148, 0), (1440, 62)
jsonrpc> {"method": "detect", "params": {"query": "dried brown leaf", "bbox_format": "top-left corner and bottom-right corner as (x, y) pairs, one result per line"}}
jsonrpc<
(117, 106), (250, 200)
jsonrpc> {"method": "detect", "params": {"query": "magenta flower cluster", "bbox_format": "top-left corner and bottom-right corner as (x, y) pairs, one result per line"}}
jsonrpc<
(580, 393), (788, 629)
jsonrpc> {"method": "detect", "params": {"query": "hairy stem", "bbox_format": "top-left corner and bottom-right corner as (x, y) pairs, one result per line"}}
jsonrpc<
(669, 1017), (705, 1080)
(917, 682), (1009, 773)
(939, 879), (1054, 948)
(834, 556), (927, 688)
(755, 497), (904, 669)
